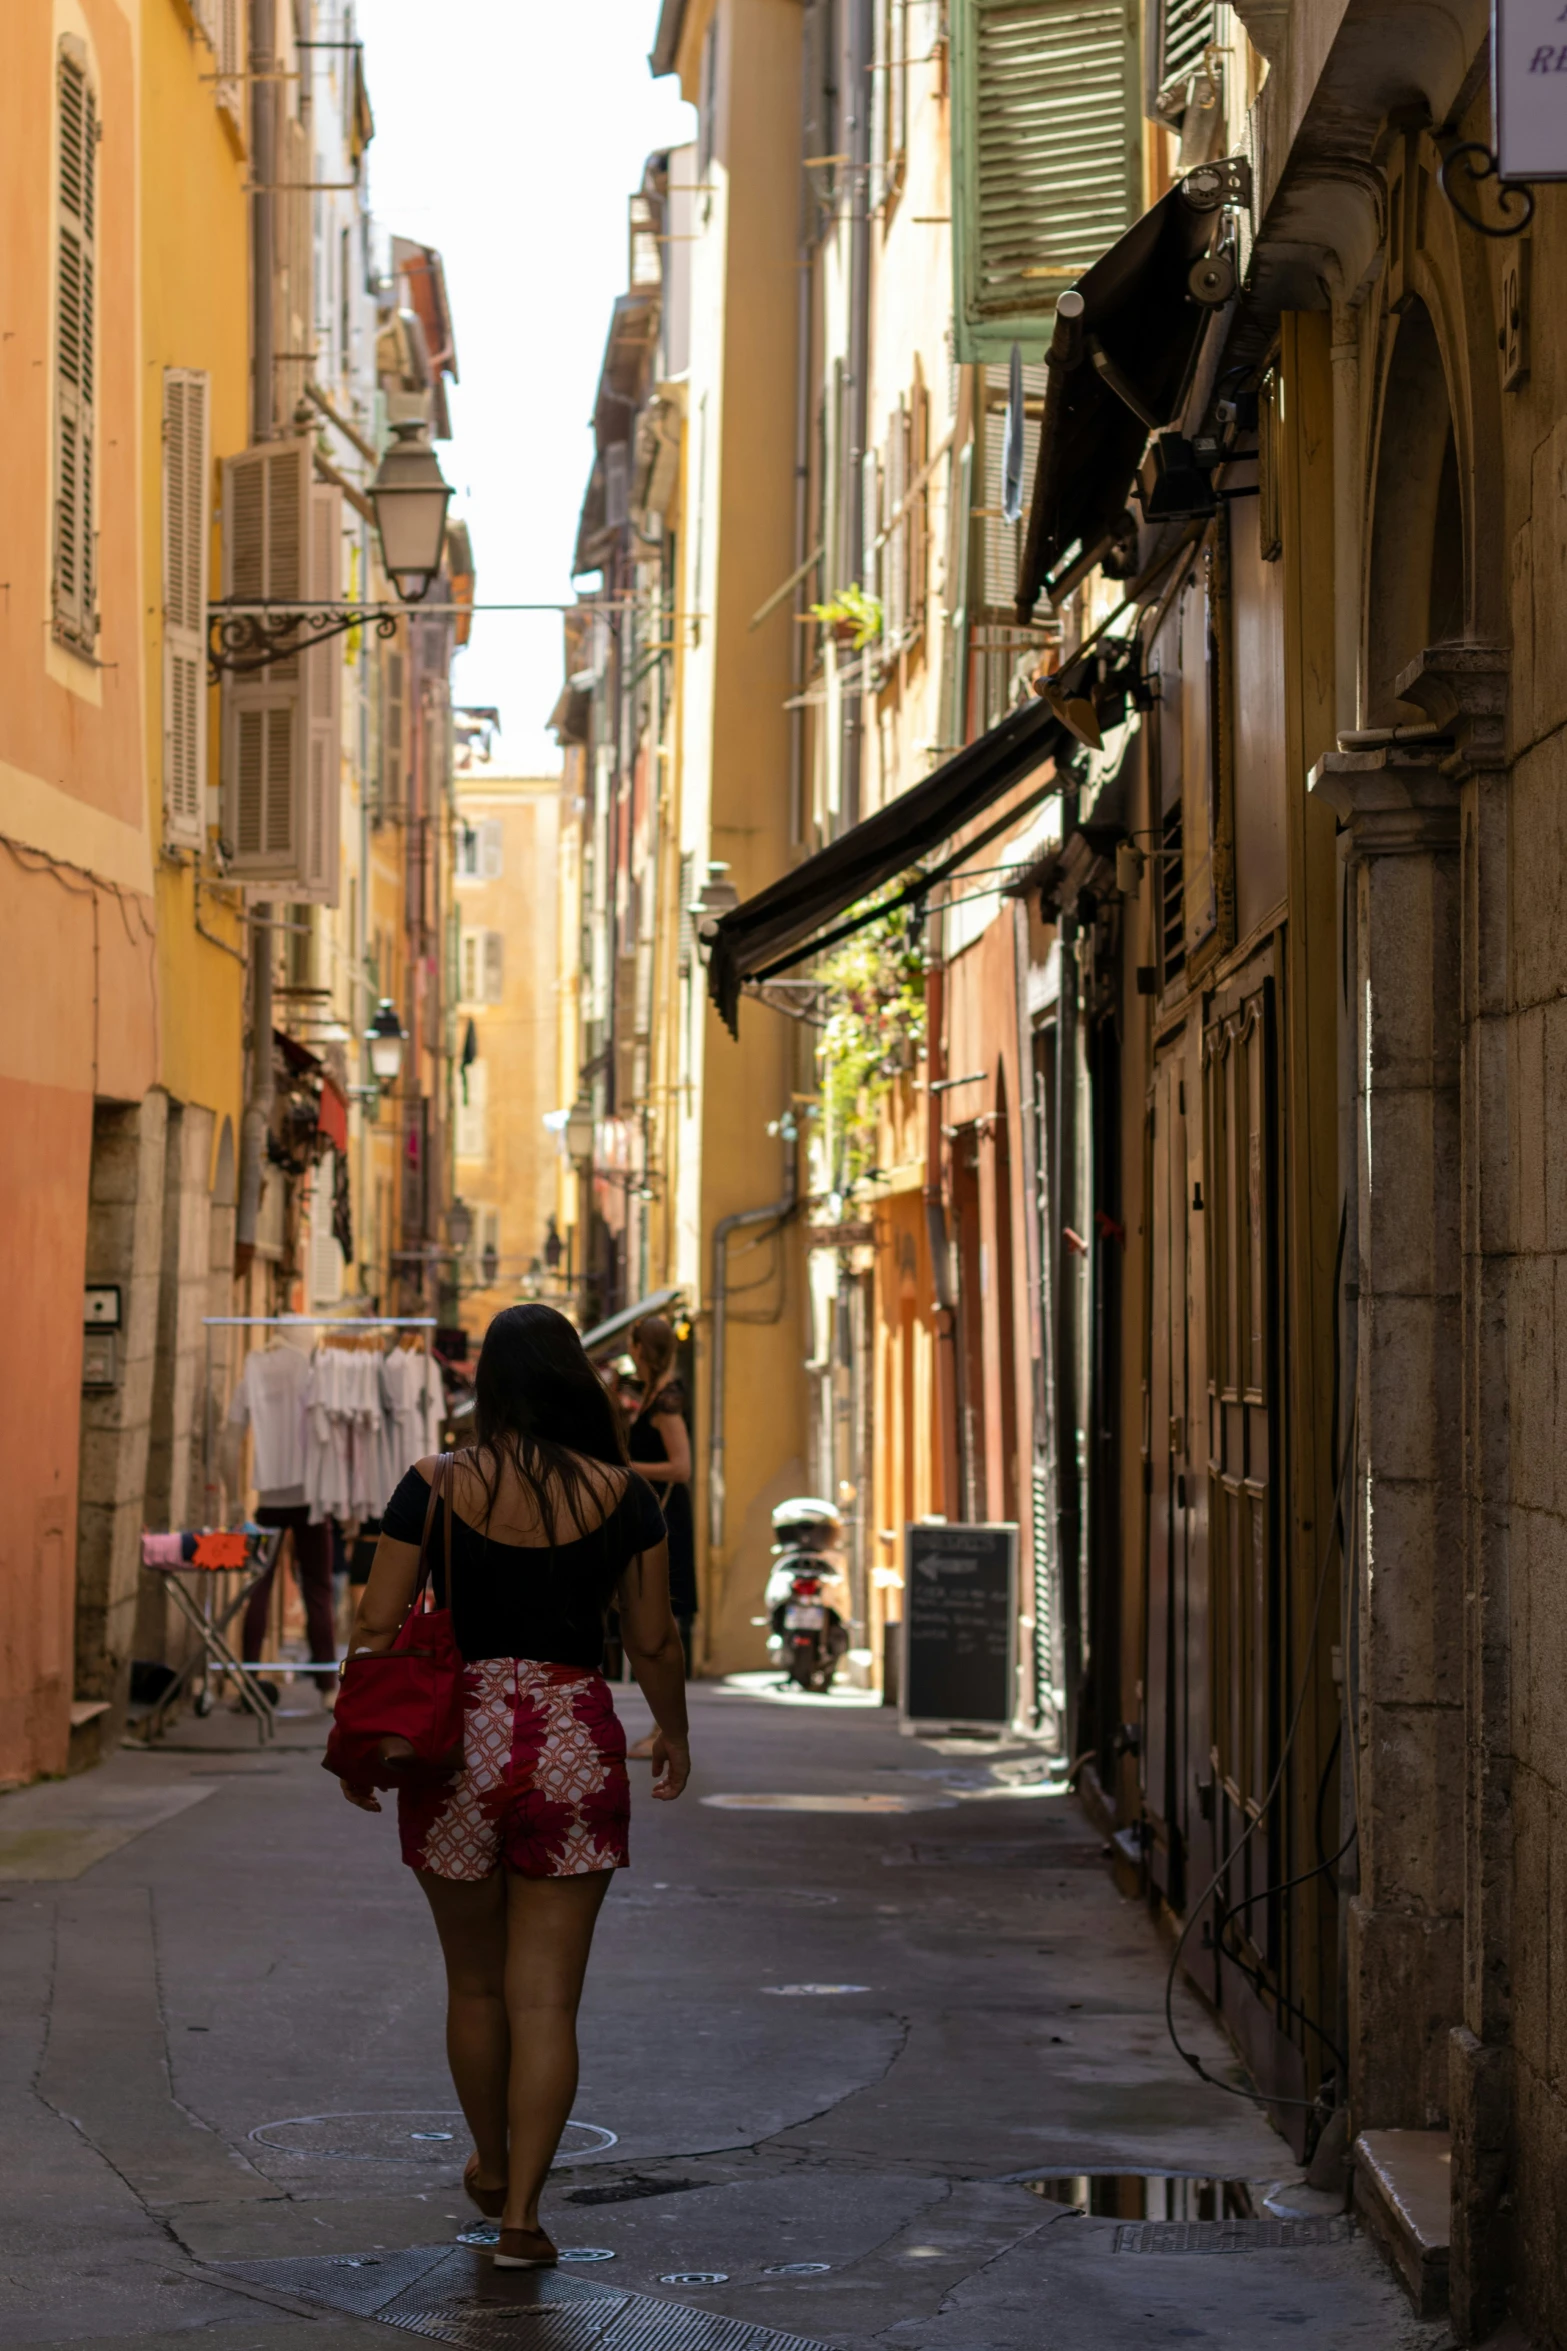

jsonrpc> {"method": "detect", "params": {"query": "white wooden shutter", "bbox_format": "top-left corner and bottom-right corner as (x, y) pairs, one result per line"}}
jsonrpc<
(461, 930), (480, 1002)
(53, 40), (97, 653)
(216, 0), (245, 129)
(482, 931), (505, 1004)
(951, 0), (1140, 363)
(979, 361), (1045, 615)
(296, 483), (343, 905)
(1157, 0), (1216, 98)
(162, 369), (210, 845)
(457, 1059), (488, 1162)
(479, 819), (504, 879)
(220, 441), (309, 881)
(309, 1153), (345, 1305)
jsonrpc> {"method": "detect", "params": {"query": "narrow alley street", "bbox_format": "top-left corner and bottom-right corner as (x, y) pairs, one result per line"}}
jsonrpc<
(5, 1686), (1440, 2351)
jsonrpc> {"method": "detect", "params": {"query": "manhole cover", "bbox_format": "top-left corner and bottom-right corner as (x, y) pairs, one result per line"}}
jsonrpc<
(247, 2112), (617, 2164)
(559, 2249), (615, 2263)
(1115, 2217), (1355, 2253)
(761, 2263), (831, 2276)
(702, 1793), (956, 1814)
(761, 1984), (870, 1996)
(223, 2247), (836, 2349)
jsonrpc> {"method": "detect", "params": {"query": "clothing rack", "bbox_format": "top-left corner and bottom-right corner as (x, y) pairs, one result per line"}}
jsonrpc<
(194, 1314), (442, 1699)
(201, 1314), (437, 1517)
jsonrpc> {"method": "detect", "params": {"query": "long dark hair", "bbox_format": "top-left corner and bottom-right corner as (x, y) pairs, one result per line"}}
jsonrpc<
(469, 1304), (628, 1541)
(630, 1313), (677, 1393)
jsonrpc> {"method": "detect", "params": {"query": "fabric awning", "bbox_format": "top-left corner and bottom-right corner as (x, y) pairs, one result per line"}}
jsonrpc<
(579, 1287), (684, 1357)
(1016, 184), (1218, 620)
(706, 697), (1068, 1035)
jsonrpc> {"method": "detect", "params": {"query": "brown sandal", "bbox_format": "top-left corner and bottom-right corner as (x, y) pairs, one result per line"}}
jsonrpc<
(493, 2225), (557, 2270)
(463, 2155), (507, 2220)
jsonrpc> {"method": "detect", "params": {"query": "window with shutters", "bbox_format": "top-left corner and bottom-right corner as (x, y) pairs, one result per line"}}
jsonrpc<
(192, 0), (246, 131)
(977, 359), (1045, 615)
(479, 818), (503, 879)
(880, 382), (930, 652)
(873, 0), (909, 207)
(460, 928), (504, 1004)
(457, 1059), (488, 1162)
(950, 0), (1141, 363)
(220, 444), (341, 897)
(162, 370), (210, 844)
(309, 1152), (345, 1305)
(697, 15), (719, 177)
(1150, 0), (1216, 115)
(381, 640), (407, 819)
(53, 39), (98, 655)
(677, 849), (697, 976)
(457, 824), (479, 880)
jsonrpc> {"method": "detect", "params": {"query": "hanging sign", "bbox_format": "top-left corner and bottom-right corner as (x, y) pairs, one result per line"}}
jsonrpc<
(1496, 0), (1567, 179)
(901, 1521), (1017, 1730)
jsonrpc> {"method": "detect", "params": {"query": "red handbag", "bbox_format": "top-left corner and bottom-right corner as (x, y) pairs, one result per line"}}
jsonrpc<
(323, 1454), (466, 1791)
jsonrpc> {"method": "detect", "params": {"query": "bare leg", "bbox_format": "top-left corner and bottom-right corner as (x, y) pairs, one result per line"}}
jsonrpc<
(502, 1870), (612, 2232)
(417, 1870), (510, 2195)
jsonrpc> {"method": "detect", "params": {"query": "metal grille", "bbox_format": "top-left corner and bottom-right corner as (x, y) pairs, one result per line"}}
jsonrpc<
(1114, 2216), (1355, 2254)
(220, 2249), (836, 2351)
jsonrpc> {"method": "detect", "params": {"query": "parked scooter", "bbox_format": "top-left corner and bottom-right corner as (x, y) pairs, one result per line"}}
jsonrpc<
(764, 1496), (851, 1691)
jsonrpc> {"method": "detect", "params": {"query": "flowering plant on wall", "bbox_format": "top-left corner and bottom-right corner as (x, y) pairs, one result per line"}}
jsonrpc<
(817, 902), (926, 1189)
(809, 583), (884, 650)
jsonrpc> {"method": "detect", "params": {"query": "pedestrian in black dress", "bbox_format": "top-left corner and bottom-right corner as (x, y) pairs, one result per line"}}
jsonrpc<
(626, 1316), (697, 1679)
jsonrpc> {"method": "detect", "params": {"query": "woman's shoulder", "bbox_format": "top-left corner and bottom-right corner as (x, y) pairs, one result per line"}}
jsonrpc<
(646, 1380), (687, 1417)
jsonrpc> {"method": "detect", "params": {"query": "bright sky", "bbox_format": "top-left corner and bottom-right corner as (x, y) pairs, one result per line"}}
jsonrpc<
(357, 1), (695, 777)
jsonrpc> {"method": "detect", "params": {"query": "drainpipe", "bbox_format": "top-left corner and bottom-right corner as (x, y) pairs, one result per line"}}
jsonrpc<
(922, 932), (962, 1517)
(235, 910), (274, 1273)
(840, 0), (872, 828)
(1053, 849), (1083, 1748)
(708, 1122), (799, 1553)
(249, 0), (275, 442)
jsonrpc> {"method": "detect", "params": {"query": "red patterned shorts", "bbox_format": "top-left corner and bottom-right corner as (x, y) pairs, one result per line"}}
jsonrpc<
(397, 1659), (630, 1881)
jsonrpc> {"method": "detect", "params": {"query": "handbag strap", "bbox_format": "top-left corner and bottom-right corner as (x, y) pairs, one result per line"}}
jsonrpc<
(414, 1452), (456, 1611)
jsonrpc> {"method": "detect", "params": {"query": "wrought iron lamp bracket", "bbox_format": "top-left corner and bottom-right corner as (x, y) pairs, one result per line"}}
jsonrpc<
(1439, 142), (1535, 239)
(207, 601), (403, 679)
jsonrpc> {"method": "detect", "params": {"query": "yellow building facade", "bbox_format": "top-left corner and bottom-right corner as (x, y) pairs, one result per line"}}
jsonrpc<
(451, 772), (561, 1334)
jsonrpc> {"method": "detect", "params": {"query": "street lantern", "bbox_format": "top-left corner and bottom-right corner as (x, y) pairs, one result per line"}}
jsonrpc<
(365, 999), (407, 1085)
(370, 421), (453, 601)
(565, 1095), (595, 1162)
(448, 1197), (474, 1254)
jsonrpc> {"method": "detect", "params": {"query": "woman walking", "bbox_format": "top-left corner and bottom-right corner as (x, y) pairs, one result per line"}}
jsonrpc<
(342, 1305), (690, 2269)
(625, 1315), (697, 1669)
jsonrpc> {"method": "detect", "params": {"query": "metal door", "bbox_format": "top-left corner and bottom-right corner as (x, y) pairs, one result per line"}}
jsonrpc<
(1202, 956), (1282, 2000)
(1143, 1022), (1208, 1926)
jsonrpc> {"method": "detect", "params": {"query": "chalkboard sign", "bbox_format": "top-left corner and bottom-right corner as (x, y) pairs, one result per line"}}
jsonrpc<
(901, 1521), (1017, 1729)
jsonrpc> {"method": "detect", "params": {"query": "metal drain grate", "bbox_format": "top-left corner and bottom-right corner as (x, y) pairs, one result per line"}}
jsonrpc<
(219, 2245), (836, 2351)
(1114, 2216), (1355, 2254)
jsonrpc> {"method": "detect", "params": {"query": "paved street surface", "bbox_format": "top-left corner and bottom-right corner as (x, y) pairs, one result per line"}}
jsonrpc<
(2, 1679), (1454, 2349)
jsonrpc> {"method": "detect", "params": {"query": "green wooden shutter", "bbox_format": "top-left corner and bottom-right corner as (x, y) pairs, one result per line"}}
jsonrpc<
(951, 0), (1141, 364)
(53, 41), (97, 653)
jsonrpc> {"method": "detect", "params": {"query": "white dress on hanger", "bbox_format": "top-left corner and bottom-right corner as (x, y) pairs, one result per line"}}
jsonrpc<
(226, 1342), (310, 1508)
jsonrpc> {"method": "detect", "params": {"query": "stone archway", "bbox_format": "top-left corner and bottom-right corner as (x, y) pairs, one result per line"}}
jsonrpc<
(1312, 117), (1515, 2339)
